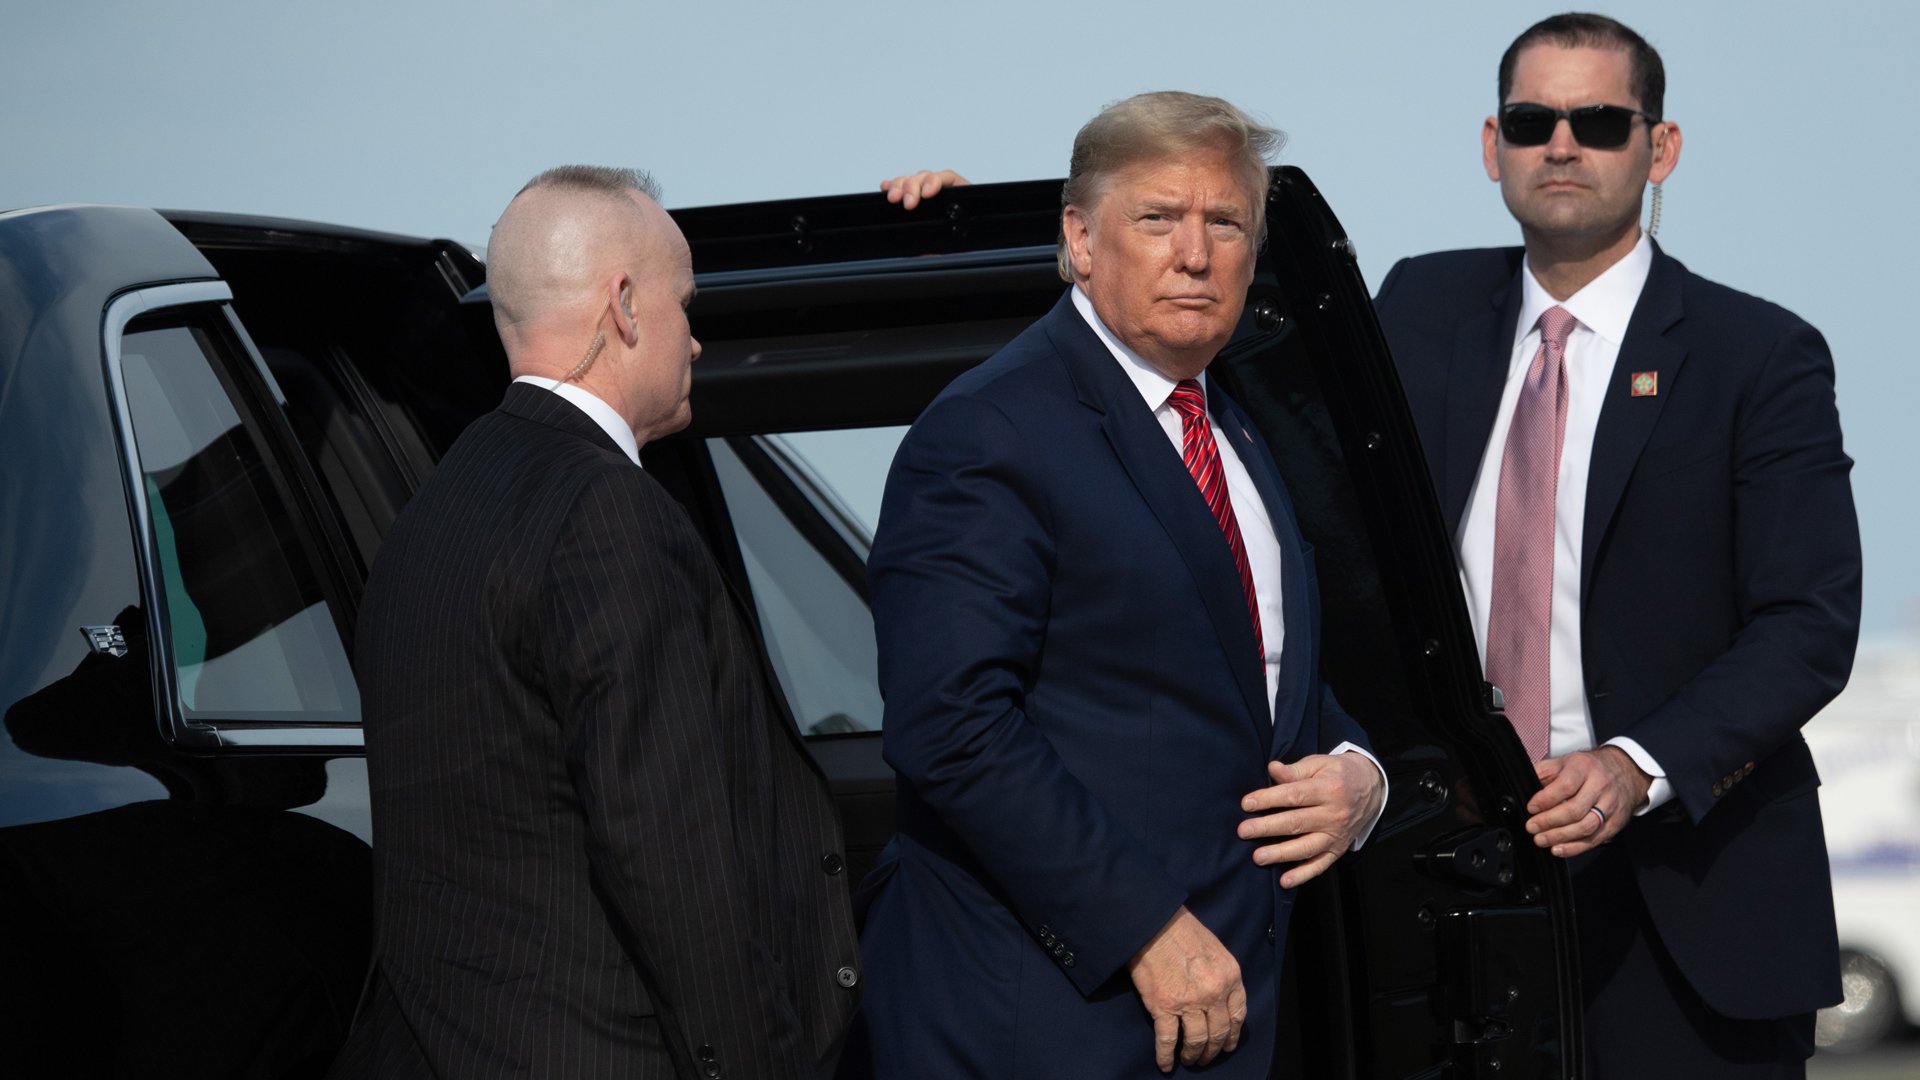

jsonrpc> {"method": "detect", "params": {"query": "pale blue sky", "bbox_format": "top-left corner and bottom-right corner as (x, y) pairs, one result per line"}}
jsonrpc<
(4, 0), (1914, 634)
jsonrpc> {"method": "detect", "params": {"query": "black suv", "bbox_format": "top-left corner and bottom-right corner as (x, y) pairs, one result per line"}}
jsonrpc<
(0, 173), (1579, 1078)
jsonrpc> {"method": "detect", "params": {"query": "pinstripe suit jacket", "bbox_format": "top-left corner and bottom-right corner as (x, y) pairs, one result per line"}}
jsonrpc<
(336, 383), (859, 1079)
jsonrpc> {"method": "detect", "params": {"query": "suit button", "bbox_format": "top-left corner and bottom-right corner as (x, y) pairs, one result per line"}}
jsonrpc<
(1267, 924), (1276, 943)
(703, 1065), (720, 1079)
(1062, 951), (1076, 967)
(1712, 782), (1724, 797)
(698, 1045), (716, 1062)
(1743, 761), (1756, 776)
(836, 965), (859, 988)
(821, 852), (844, 875)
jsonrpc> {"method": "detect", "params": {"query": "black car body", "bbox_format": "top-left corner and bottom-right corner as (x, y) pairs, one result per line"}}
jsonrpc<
(0, 173), (1580, 1078)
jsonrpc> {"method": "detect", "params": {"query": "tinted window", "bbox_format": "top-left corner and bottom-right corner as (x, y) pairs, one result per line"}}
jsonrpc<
(118, 317), (358, 723)
(707, 427), (906, 735)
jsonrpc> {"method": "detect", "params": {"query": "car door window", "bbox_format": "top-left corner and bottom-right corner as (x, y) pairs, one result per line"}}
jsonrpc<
(117, 314), (358, 723)
(706, 427), (907, 736)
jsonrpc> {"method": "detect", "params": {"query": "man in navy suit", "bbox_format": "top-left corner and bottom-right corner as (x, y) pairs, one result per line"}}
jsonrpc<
(1373, 14), (1860, 1077)
(861, 92), (1387, 1078)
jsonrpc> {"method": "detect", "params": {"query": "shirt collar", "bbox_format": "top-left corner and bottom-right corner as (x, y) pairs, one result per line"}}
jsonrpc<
(511, 375), (642, 467)
(1069, 285), (1209, 414)
(1517, 230), (1653, 348)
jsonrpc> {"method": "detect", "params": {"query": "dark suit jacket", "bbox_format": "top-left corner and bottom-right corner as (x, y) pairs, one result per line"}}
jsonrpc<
(859, 293), (1373, 1078)
(1375, 245), (1859, 1020)
(336, 384), (859, 1079)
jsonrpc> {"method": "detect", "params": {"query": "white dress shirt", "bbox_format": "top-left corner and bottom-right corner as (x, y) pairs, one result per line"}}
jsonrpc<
(1071, 288), (1386, 845)
(1454, 234), (1672, 813)
(512, 375), (642, 467)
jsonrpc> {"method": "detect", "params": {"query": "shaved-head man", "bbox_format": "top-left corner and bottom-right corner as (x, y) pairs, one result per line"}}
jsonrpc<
(334, 166), (860, 1079)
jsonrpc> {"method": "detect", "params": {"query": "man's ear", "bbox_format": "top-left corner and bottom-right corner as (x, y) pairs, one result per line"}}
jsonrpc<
(1482, 116), (1502, 182)
(609, 273), (639, 345)
(1062, 205), (1095, 281)
(1649, 121), (1682, 185)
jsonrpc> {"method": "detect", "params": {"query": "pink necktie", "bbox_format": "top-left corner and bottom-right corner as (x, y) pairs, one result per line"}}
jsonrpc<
(1169, 380), (1264, 668)
(1485, 306), (1577, 761)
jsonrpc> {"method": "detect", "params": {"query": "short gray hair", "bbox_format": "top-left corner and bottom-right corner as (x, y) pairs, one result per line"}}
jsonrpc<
(516, 164), (661, 203)
(1058, 91), (1284, 281)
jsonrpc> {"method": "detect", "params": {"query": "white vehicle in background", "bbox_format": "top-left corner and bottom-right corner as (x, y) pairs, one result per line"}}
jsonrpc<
(1808, 639), (1920, 1054)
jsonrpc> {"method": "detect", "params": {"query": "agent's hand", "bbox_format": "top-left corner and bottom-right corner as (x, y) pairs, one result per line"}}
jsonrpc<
(1526, 746), (1651, 857)
(1127, 906), (1247, 1074)
(879, 169), (971, 209)
(1238, 754), (1386, 888)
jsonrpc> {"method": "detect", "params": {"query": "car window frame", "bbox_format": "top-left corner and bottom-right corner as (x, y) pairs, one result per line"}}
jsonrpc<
(101, 281), (365, 750)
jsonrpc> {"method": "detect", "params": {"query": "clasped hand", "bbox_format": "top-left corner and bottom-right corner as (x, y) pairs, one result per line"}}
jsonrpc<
(1525, 745), (1651, 857)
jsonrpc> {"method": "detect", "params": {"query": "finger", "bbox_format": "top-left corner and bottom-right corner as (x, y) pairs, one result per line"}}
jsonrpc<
(1180, 1008), (1208, 1067)
(1252, 825), (1339, 864)
(1278, 849), (1339, 889)
(1225, 981), (1247, 1053)
(1152, 1011), (1178, 1074)
(1526, 799), (1593, 841)
(1238, 807), (1321, 840)
(1200, 1000), (1231, 1066)
(1548, 835), (1602, 858)
(1527, 759), (1588, 815)
(1532, 808), (1606, 849)
(1243, 774), (1320, 813)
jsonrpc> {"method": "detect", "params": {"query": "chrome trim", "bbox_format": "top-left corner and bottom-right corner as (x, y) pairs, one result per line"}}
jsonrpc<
(219, 303), (290, 406)
(102, 282), (235, 749)
(212, 726), (365, 749)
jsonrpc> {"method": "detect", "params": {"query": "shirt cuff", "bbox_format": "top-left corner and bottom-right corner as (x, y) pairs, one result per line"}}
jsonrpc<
(1329, 741), (1389, 849)
(1602, 736), (1673, 814)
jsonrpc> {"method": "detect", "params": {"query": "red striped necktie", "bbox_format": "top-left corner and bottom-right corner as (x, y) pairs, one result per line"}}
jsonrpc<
(1169, 379), (1264, 667)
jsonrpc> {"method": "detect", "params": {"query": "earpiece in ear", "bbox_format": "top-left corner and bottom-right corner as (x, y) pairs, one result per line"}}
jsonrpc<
(621, 293), (634, 320)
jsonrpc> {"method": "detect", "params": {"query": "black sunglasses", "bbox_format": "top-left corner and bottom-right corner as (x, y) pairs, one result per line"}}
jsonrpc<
(1499, 103), (1659, 149)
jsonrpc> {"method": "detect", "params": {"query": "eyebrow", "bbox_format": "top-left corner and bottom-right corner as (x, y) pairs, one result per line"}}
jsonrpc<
(1135, 198), (1247, 219)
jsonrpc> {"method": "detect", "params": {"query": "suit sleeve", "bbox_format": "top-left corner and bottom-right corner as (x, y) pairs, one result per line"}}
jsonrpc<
(869, 392), (1188, 996)
(541, 469), (814, 1080)
(1621, 321), (1861, 823)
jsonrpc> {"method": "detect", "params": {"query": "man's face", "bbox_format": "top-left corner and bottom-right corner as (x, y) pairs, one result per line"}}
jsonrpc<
(1064, 146), (1258, 380)
(1483, 44), (1673, 249)
(620, 192), (701, 442)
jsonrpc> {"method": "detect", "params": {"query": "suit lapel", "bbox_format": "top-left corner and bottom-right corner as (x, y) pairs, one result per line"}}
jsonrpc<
(1044, 298), (1272, 736)
(1581, 247), (1687, 599)
(1442, 261), (1526, 535)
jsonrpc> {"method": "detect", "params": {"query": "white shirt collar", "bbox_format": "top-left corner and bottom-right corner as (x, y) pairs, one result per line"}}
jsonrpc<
(1069, 285), (1210, 413)
(511, 375), (642, 467)
(1517, 230), (1653, 347)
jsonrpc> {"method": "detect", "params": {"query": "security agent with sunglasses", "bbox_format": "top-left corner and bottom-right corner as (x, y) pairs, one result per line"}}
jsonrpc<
(1374, 12), (1859, 1078)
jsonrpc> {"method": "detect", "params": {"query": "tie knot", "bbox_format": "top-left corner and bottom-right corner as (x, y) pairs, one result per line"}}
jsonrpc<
(1538, 305), (1577, 351)
(1169, 378), (1207, 420)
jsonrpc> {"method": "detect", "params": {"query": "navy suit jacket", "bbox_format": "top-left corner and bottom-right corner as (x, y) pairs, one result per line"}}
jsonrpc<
(1374, 245), (1859, 1020)
(860, 293), (1372, 1078)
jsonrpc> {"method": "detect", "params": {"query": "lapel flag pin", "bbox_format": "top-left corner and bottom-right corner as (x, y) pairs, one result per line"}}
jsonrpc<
(1630, 371), (1658, 397)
